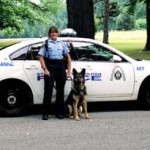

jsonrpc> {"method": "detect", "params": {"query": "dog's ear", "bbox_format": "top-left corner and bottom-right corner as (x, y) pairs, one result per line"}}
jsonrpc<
(73, 68), (77, 75)
(81, 68), (86, 76)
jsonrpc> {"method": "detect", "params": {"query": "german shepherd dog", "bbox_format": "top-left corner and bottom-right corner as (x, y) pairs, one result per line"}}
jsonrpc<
(65, 68), (91, 121)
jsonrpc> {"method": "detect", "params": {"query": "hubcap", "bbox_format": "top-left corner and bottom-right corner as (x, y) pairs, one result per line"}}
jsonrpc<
(7, 95), (17, 106)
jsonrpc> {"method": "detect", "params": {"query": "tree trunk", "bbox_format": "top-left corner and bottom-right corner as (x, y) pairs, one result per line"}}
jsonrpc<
(66, 0), (95, 39)
(103, 0), (109, 44)
(144, 0), (150, 51)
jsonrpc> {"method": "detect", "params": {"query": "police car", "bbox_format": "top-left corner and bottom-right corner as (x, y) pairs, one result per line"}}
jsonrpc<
(0, 36), (150, 116)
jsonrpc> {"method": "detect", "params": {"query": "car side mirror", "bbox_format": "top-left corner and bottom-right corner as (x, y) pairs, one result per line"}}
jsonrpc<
(111, 55), (122, 62)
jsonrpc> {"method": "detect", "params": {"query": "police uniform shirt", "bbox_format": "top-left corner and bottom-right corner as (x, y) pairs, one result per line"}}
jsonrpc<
(38, 38), (69, 60)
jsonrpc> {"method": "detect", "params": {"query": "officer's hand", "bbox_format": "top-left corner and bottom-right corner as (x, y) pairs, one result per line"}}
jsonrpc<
(44, 69), (50, 77)
(66, 71), (71, 78)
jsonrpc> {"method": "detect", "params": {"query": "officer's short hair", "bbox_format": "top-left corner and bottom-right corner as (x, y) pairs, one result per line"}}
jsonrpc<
(48, 26), (58, 37)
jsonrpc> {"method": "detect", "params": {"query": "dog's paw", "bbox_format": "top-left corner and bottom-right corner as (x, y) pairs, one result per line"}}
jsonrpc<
(85, 115), (92, 119)
(69, 115), (74, 119)
(74, 116), (80, 121)
(78, 114), (83, 118)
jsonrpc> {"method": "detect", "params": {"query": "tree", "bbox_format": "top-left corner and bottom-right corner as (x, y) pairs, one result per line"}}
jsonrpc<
(94, 0), (119, 43)
(0, 0), (62, 37)
(66, 0), (95, 39)
(103, 0), (109, 44)
(144, 0), (150, 51)
(0, 0), (29, 36)
(116, 13), (135, 30)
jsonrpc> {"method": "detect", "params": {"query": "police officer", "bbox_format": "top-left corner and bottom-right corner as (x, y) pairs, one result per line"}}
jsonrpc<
(38, 26), (71, 120)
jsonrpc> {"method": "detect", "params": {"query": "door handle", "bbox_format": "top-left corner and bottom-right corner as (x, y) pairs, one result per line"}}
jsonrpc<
(25, 65), (38, 69)
(86, 65), (91, 68)
(80, 66), (92, 71)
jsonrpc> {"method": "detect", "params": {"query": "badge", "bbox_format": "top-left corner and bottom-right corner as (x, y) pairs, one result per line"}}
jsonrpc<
(114, 70), (122, 80)
(110, 66), (126, 81)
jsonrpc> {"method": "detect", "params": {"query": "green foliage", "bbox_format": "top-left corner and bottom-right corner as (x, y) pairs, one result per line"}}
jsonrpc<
(116, 13), (135, 30)
(123, 0), (137, 15)
(135, 19), (146, 29)
(0, 0), (25, 34)
(94, 0), (146, 31)
(109, 2), (119, 17)
(0, 0), (65, 37)
(135, 3), (146, 19)
(49, 4), (68, 30)
(94, 17), (101, 32)
(94, 1), (104, 18)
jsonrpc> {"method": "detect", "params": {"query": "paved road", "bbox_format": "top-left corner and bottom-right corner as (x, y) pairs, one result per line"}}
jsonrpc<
(0, 101), (150, 150)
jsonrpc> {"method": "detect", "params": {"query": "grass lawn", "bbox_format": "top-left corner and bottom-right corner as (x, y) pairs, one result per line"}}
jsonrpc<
(95, 30), (150, 60)
(0, 40), (20, 49)
(0, 30), (150, 60)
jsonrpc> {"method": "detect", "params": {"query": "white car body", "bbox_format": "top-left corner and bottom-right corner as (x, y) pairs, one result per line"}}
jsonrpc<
(0, 37), (150, 115)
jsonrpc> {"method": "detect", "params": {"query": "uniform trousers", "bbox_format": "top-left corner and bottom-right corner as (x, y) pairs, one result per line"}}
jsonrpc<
(43, 59), (66, 115)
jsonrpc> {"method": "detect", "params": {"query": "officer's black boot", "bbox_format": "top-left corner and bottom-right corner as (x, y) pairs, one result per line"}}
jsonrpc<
(42, 114), (49, 120)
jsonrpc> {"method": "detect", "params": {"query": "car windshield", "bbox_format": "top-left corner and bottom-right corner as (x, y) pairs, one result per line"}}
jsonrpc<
(0, 41), (20, 51)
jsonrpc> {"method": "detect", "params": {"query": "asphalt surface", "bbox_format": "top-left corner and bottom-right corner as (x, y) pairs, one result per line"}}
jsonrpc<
(0, 101), (150, 150)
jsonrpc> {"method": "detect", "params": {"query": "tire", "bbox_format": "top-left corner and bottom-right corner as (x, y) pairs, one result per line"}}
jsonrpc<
(0, 83), (31, 116)
(139, 79), (150, 109)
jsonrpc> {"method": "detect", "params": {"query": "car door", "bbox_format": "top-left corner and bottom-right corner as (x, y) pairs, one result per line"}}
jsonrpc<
(23, 43), (44, 103)
(71, 41), (135, 99)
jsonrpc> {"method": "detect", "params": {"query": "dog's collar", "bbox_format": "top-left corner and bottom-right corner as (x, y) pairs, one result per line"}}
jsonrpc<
(71, 86), (87, 96)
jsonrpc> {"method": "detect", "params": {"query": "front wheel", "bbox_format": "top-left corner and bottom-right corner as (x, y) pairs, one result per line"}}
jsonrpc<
(0, 84), (31, 116)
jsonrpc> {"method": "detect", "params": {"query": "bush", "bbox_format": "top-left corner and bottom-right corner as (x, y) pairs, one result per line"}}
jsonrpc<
(135, 19), (146, 30)
(116, 14), (135, 30)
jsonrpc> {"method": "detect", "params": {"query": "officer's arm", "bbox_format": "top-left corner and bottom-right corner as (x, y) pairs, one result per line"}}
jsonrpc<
(38, 56), (50, 76)
(38, 56), (47, 71)
(66, 53), (71, 75)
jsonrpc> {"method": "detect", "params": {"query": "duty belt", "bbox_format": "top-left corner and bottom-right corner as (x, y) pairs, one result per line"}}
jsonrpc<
(44, 58), (65, 64)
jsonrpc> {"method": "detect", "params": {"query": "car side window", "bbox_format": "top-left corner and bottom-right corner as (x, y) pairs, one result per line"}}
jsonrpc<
(10, 46), (29, 60)
(65, 41), (78, 60)
(26, 43), (43, 60)
(72, 41), (114, 61)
